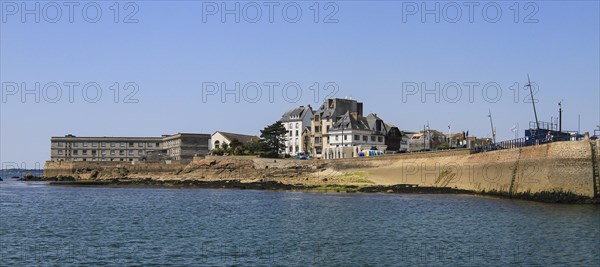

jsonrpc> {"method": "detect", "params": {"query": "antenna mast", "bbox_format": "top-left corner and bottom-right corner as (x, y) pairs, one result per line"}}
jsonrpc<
(488, 109), (496, 143)
(558, 100), (563, 132)
(526, 74), (540, 130)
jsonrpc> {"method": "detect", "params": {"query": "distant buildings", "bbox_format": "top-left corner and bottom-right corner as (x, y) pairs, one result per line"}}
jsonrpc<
(408, 130), (446, 151)
(50, 133), (210, 163)
(278, 98), (479, 158)
(50, 98), (485, 163)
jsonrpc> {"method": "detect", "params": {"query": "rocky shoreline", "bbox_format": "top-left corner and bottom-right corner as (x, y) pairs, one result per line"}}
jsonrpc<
(40, 142), (600, 204)
(40, 178), (598, 204)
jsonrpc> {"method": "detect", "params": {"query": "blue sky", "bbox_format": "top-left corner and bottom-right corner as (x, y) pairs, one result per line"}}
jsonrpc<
(1, 0), (599, 167)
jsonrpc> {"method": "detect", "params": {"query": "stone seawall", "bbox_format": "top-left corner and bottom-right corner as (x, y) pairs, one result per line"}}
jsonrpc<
(43, 161), (186, 180)
(43, 141), (598, 201)
(346, 141), (595, 198)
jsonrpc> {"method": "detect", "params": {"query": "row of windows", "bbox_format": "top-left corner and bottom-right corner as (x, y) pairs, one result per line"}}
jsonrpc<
(333, 135), (383, 143)
(285, 139), (300, 146)
(288, 130), (300, 137)
(58, 149), (146, 156)
(55, 142), (160, 148)
(69, 158), (136, 162)
(316, 135), (384, 144)
(163, 140), (181, 147)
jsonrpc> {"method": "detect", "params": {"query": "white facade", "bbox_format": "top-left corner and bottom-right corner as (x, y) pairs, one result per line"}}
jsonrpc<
(324, 128), (387, 159)
(280, 106), (313, 156)
(210, 131), (259, 150)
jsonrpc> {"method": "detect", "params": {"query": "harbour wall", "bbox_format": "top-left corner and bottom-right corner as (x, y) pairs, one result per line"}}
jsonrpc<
(330, 140), (598, 198)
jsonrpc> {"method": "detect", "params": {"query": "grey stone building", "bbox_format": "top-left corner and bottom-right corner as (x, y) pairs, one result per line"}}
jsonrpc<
(50, 133), (209, 163)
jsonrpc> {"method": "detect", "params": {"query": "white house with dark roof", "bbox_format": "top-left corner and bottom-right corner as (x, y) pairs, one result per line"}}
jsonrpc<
(279, 105), (313, 156)
(210, 131), (260, 150)
(324, 111), (387, 159)
(310, 98), (363, 158)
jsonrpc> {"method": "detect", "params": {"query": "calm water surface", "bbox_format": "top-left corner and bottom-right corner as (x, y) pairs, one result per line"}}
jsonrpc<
(1, 179), (599, 266)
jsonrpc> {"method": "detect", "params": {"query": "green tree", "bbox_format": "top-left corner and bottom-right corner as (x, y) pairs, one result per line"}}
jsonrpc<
(259, 121), (287, 158)
(229, 139), (243, 151)
(244, 141), (269, 155)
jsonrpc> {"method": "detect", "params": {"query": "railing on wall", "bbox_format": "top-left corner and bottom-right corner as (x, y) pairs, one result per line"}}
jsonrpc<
(470, 136), (555, 154)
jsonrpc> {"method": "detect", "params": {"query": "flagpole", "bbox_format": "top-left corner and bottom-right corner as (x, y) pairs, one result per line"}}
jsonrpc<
(448, 124), (451, 148)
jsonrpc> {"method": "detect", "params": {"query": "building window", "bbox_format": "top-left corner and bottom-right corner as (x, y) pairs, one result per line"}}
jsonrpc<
(295, 130), (298, 136)
(148, 143), (153, 148)
(92, 150), (97, 155)
(83, 143), (88, 147)
(110, 150), (115, 155)
(138, 150), (143, 155)
(92, 143), (98, 147)
(73, 150), (79, 155)
(129, 142), (134, 146)
(82, 150), (88, 155)
(289, 130), (293, 136)
(129, 150), (134, 155)
(119, 150), (124, 155)
(354, 135), (360, 141)
(378, 137), (383, 142)
(101, 143), (106, 147)
(101, 150), (107, 155)
(120, 143), (125, 147)
(371, 136), (376, 142)
(58, 150), (63, 155)
(344, 135), (347, 141)
(155, 143), (160, 147)
(110, 143), (116, 147)
(57, 142), (64, 147)
(73, 143), (79, 147)
(295, 123), (299, 129)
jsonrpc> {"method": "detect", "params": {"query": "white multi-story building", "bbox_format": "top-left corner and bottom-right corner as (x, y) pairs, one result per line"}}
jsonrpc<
(323, 111), (388, 159)
(279, 105), (313, 156)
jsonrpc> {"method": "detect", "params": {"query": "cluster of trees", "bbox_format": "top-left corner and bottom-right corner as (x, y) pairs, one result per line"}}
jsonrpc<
(211, 121), (287, 158)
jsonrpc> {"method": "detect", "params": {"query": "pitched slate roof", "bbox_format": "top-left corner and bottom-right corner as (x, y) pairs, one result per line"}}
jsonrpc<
(215, 131), (260, 143)
(330, 111), (371, 131)
(280, 106), (313, 122)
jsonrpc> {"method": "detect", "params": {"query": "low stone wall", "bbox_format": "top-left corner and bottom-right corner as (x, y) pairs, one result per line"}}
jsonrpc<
(43, 161), (186, 179)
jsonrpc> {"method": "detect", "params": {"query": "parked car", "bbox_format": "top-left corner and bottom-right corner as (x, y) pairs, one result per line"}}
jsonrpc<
(293, 153), (310, 160)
